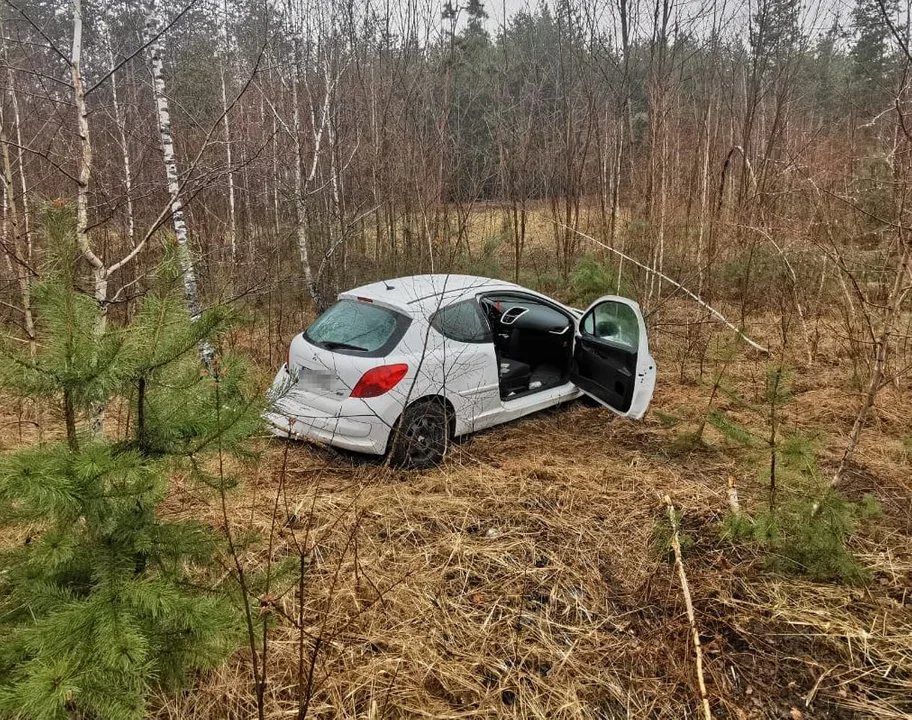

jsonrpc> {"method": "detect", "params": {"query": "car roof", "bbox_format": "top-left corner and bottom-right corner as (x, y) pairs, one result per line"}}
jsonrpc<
(340, 274), (521, 315)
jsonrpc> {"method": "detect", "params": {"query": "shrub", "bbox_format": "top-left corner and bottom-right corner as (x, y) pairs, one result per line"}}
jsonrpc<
(570, 255), (631, 306)
(706, 364), (875, 584)
(722, 492), (879, 583)
(456, 232), (504, 279)
(0, 205), (261, 719)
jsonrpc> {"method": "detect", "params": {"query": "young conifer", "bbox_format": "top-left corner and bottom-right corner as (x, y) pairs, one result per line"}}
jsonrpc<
(709, 363), (878, 583)
(0, 203), (262, 719)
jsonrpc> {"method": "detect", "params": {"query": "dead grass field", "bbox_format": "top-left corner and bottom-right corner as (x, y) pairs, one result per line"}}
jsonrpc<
(1, 200), (908, 718)
(136, 308), (912, 720)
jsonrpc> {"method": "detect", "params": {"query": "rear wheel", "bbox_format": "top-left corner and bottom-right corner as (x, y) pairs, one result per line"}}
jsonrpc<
(388, 401), (450, 469)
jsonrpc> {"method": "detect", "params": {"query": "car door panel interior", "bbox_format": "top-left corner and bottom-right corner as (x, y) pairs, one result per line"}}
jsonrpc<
(571, 300), (641, 413)
(572, 337), (636, 411)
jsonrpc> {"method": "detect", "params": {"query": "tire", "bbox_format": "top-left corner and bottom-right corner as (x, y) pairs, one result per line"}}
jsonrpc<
(388, 400), (451, 470)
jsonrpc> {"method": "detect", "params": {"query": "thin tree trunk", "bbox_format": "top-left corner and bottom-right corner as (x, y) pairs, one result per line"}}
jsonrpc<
(104, 20), (135, 250)
(64, 389), (78, 451)
(612, 125), (624, 293)
(291, 46), (317, 304)
(272, 91), (281, 236)
(326, 62), (345, 293)
(696, 99), (712, 295)
(72, 0), (109, 435)
(145, 0), (214, 367)
(220, 0), (237, 263)
(0, 102), (35, 357)
(287, 24), (332, 307)
(6, 67), (32, 276)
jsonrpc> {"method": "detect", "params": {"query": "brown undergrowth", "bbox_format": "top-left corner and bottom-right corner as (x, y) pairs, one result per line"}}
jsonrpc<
(146, 327), (910, 719)
(3, 309), (909, 719)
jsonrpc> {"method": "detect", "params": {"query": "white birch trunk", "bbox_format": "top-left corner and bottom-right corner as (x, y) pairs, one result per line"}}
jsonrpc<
(325, 60), (347, 289)
(219, 0), (237, 263)
(6, 68), (31, 268)
(102, 19), (135, 249)
(291, 37), (318, 304)
(0, 97), (36, 357)
(612, 127), (624, 294)
(272, 104), (280, 235)
(72, 0), (109, 434)
(71, 0), (107, 313)
(145, 1), (214, 366)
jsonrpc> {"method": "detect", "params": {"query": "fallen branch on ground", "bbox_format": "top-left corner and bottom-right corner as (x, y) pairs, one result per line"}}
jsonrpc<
(664, 494), (714, 720)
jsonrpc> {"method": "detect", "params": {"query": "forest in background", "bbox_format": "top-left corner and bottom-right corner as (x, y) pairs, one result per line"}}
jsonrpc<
(0, 0), (909, 311)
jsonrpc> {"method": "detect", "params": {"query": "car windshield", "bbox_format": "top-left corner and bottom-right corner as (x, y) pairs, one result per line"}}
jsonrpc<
(304, 299), (402, 353)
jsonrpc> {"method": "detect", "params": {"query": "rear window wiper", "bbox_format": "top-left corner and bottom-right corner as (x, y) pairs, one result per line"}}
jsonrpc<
(320, 340), (368, 352)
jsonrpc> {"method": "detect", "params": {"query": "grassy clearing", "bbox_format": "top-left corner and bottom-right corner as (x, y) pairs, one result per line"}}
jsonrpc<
(136, 310), (912, 719)
(2, 205), (909, 718)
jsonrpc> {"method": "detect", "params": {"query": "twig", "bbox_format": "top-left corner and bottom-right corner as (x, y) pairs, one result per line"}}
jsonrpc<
(664, 495), (713, 720)
(727, 476), (741, 516)
(559, 223), (769, 354)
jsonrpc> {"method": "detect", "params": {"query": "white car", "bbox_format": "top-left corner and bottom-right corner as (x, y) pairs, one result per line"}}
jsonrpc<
(266, 274), (656, 468)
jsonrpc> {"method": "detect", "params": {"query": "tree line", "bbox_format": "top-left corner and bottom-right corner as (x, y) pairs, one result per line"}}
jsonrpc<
(0, 0), (907, 305)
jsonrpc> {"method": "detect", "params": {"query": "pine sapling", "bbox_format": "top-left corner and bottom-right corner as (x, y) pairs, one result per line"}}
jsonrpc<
(0, 204), (263, 719)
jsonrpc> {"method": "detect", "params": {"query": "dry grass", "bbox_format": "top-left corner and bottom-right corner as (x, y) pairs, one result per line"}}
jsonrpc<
(145, 327), (912, 720)
(3, 290), (909, 719)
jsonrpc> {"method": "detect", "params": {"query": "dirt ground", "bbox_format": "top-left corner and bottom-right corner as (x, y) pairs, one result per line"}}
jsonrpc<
(142, 310), (912, 720)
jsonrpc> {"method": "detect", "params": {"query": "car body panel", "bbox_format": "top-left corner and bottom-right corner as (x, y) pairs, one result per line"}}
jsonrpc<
(266, 275), (655, 457)
(266, 367), (391, 453)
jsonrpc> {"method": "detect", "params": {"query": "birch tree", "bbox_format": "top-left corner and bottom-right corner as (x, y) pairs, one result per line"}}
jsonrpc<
(218, 0), (238, 262)
(71, 0), (105, 327)
(0, 93), (35, 357)
(101, 15), (135, 250)
(143, 0), (214, 366)
(0, 18), (35, 348)
(282, 0), (339, 307)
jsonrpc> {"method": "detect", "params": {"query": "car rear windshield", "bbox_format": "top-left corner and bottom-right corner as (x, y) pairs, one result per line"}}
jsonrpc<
(304, 299), (409, 356)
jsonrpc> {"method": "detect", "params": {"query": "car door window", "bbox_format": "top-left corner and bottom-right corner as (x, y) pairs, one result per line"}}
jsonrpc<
(431, 300), (492, 343)
(581, 302), (639, 352)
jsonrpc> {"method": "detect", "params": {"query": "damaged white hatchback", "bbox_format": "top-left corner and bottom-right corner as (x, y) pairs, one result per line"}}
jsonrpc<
(266, 274), (655, 468)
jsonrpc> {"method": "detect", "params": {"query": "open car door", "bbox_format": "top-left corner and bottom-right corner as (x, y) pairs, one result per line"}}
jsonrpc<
(570, 296), (656, 419)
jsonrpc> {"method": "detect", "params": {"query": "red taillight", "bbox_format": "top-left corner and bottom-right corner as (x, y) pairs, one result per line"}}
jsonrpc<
(350, 363), (408, 398)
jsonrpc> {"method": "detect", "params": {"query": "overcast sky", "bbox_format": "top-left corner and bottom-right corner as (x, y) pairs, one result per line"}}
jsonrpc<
(475, 0), (869, 43)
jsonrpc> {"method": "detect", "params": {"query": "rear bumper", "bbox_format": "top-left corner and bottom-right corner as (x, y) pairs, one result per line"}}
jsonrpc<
(265, 366), (393, 455)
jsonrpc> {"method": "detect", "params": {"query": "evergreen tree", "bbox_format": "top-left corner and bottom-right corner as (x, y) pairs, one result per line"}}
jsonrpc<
(809, 18), (849, 120)
(850, 0), (899, 109)
(439, 0), (497, 201)
(464, 0), (487, 30)
(0, 203), (262, 719)
(750, 0), (802, 68)
(707, 364), (877, 583)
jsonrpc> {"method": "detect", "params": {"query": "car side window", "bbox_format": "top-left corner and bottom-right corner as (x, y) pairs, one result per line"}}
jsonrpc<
(581, 301), (639, 351)
(431, 300), (492, 343)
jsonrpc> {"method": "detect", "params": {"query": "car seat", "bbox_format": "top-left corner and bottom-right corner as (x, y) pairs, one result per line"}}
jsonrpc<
(499, 358), (531, 396)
